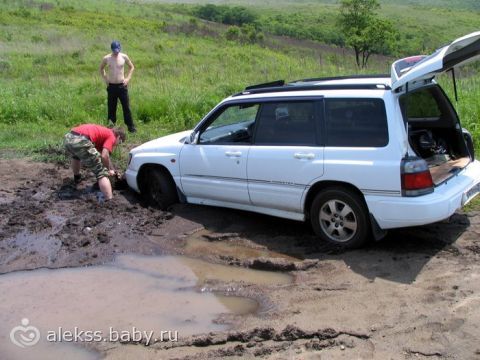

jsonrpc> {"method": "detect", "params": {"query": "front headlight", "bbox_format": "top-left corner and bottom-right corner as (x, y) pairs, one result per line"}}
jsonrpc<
(127, 153), (132, 167)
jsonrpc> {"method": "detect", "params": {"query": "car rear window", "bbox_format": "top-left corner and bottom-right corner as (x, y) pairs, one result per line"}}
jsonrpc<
(254, 101), (317, 145)
(325, 98), (388, 147)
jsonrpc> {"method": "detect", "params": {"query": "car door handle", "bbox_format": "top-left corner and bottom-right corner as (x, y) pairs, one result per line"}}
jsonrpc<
(225, 151), (242, 157)
(294, 153), (315, 160)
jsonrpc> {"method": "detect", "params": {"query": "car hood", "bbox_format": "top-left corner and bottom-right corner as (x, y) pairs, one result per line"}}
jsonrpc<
(391, 31), (480, 91)
(130, 130), (192, 154)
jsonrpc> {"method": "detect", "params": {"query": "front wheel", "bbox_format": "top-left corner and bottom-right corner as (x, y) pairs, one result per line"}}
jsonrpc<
(141, 168), (178, 210)
(310, 187), (369, 248)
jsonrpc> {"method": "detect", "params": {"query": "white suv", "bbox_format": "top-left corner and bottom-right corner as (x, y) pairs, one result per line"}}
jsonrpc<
(126, 32), (480, 248)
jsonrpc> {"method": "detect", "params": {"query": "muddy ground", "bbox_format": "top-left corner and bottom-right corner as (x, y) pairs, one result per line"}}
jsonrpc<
(1, 158), (480, 359)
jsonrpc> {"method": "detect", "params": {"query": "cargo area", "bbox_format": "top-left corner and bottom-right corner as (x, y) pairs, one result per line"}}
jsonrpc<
(402, 84), (471, 185)
(426, 155), (470, 185)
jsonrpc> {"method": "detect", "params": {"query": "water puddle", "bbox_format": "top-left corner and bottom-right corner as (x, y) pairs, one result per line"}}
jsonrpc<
(0, 230), (62, 272)
(0, 254), (292, 359)
(185, 229), (303, 262)
(115, 254), (292, 287)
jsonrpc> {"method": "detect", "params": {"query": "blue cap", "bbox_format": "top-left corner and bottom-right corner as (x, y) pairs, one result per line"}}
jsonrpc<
(111, 41), (121, 53)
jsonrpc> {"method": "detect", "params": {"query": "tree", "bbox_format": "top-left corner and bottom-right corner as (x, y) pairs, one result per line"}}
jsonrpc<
(359, 18), (396, 67)
(337, 0), (396, 68)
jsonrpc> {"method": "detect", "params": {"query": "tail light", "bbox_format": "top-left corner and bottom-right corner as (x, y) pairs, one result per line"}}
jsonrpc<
(401, 157), (434, 197)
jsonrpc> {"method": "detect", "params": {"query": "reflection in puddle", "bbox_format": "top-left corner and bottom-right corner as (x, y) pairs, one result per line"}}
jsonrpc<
(0, 254), (291, 359)
(115, 254), (292, 287)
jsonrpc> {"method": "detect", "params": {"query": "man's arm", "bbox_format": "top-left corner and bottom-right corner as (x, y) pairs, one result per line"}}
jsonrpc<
(123, 55), (135, 86)
(101, 148), (115, 175)
(99, 57), (109, 85)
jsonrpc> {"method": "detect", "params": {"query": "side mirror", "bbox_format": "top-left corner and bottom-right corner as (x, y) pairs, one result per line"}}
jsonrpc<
(186, 131), (199, 145)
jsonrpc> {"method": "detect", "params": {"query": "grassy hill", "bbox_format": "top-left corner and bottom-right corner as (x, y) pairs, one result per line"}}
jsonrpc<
(0, 0), (382, 154)
(147, 0), (480, 11)
(0, 0), (479, 159)
(157, 0), (480, 55)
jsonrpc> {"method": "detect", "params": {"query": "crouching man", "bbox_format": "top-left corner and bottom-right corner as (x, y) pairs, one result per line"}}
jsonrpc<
(64, 124), (126, 200)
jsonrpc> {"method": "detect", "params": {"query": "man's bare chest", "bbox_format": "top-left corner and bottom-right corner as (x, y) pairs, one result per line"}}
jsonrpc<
(108, 56), (125, 69)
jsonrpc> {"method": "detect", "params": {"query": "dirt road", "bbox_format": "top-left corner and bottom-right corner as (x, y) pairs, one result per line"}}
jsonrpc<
(1, 159), (480, 359)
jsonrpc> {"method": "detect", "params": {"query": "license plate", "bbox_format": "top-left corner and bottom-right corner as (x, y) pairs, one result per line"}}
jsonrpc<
(464, 182), (480, 205)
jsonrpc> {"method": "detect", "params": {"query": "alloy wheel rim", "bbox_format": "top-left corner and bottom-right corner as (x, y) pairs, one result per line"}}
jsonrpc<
(319, 199), (357, 243)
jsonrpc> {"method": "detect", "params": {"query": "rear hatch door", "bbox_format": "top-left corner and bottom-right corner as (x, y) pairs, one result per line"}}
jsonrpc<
(391, 31), (480, 91)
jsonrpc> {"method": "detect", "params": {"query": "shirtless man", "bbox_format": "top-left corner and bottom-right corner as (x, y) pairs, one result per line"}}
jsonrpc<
(99, 41), (137, 133)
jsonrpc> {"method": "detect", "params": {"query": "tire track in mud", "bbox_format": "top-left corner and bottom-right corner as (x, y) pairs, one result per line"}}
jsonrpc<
(123, 325), (371, 360)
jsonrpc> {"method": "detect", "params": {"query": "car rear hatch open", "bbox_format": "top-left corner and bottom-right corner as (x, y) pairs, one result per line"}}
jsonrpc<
(391, 31), (480, 92)
(392, 32), (480, 186)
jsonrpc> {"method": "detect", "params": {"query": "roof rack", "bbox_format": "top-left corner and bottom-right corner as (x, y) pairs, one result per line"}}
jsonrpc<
(291, 74), (390, 83)
(234, 74), (392, 97)
(245, 80), (285, 90)
(233, 83), (390, 97)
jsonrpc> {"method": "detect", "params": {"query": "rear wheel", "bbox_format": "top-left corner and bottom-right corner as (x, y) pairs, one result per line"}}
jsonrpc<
(310, 187), (369, 248)
(141, 168), (178, 210)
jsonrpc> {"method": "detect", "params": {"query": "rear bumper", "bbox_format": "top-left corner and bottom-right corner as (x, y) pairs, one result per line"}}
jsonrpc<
(367, 160), (480, 229)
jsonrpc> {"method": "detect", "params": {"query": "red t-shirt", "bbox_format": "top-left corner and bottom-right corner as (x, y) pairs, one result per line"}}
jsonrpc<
(72, 124), (116, 153)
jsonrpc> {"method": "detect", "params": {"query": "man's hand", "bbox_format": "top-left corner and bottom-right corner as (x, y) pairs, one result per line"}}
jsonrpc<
(124, 55), (134, 87)
(108, 169), (116, 176)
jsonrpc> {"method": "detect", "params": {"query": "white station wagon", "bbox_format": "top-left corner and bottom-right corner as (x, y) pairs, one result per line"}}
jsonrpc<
(126, 32), (480, 248)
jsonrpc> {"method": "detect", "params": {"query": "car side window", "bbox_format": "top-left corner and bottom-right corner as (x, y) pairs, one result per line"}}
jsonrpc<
(199, 104), (259, 145)
(254, 101), (317, 145)
(325, 98), (388, 147)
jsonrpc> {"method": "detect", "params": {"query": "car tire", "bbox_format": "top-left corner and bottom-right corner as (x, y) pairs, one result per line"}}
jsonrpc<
(142, 168), (178, 210)
(310, 187), (369, 248)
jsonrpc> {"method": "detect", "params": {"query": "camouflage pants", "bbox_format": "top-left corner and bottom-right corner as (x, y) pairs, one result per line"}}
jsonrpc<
(64, 132), (109, 180)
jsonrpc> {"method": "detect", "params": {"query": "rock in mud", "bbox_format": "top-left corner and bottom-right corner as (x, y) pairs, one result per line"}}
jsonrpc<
(191, 333), (228, 347)
(202, 233), (240, 241)
(243, 257), (319, 272)
(275, 325), (316, 341)
(97, 232), (109, 244)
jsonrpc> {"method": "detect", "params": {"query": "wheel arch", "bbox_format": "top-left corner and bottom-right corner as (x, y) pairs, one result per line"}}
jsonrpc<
(304, 180), (388, 241)
(137, 163), (175, 195)
(304, 181), (368, 218)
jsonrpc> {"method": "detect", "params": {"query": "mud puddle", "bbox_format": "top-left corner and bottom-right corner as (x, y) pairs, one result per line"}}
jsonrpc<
(0, 254), (291, 360)
(185, 229), (303, 262)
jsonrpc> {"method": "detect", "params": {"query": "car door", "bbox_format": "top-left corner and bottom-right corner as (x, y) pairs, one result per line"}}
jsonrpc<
(179, 103), (259, 205)
(247, 99), (324, 213)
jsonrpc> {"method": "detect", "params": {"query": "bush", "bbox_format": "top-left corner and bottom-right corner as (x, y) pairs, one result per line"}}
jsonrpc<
(0, 59), (11, 72)
(31, 34), (43, 43)
(1, 31), (13, 42)
(157, 20), (167, 32)
(154, 43), (163, 53)
(225, 26), (241, 41)
(12, 7), (31, 18)
(194, 4), (257, 26)
(225, 24), (264, 45)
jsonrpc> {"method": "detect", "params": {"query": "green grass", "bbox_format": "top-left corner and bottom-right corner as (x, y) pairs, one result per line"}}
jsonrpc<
(0, 0), (479, 165)
(0, 0), (364, 154)
(152, 0), (480, 56)
(463, 196), (480, 213)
